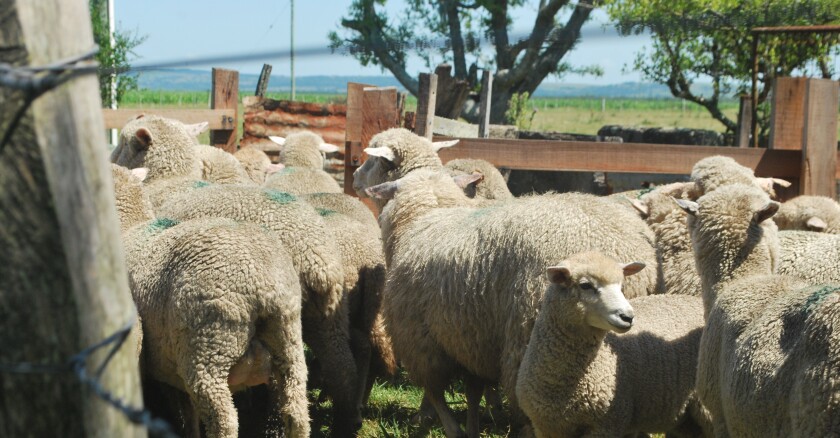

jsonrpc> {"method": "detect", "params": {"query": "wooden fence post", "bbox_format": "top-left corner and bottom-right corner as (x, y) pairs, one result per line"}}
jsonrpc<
(769, 77), (838, 198)
(210, 68), (239, 153)
(255, 64), (272, 97)
(0, 0), (144, 435)
(478, 70), (493, 138)
(415, 73), (438, 139)
(737, 94), (752, 148)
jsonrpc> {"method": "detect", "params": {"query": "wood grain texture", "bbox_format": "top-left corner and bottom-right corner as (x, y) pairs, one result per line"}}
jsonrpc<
(769, 77), (808, 150)
(801, 78), (838, 197)
(344, 82), (370, 196)
(737, 95), (753, 148)
(2, 0), (144, 436)
(434, 137), (802, 178)
(478, 70), (493, 138)
(102, 108), (235, 129)
(210, 68), (239, 153)
(414, 73), (438, 139)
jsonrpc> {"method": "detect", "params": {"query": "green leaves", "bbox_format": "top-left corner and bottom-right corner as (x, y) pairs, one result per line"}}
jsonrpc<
(89, 0), (146, 107)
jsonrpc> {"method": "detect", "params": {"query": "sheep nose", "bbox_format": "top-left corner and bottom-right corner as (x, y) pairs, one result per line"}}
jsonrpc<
(618, 311), (634, 325)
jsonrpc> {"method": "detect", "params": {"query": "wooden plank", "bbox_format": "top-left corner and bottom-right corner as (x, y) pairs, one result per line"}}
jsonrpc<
(1, 0), (143, 435)
(769, 77), (808, 150)
(434, 137), (802, 178)
(102, 108), (235, 129)
(362, 87), (400, 147)
(478, 70), (493, 138)
(433, 115), (479, 138)
(255, 63), (272, 97)
(737, 95), (753, 148)
(344, 82), (371, 196)
(210, 68), (239, 153)
(801, 78), (839, 197)
(415, 73), (438, 139)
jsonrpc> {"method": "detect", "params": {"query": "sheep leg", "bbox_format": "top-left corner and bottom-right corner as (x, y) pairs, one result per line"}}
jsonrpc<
(482, 385), (504, 420)
(260, 314), (310, 438)
(412, 394), (438, 426)
(424, 383), (467, 438)
(179, 324), (247, 438)
(302, 305), (362, 435)
(350, 325), (372, 412)
(464, 375), (484, 438)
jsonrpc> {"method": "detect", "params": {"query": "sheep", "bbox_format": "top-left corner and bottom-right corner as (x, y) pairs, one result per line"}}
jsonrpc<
(155, 183), (363, 433)
(631, 183), (702, 296)
(677, 184), (840, 436)
(351, 127), (458, 208)
(778, 230), (840, 284)
(774, 195), (840, 234)
(300, 192), (379, 230)
(234, 146), (285, 184)
(516, 252), (708, 437)
(690, 155), (789, 198)
(444, 158), (514, 202)
(366, 168), (658, 437)
(193, 143), (253, 185)
(111, 164), (309, 438)
(263, 132), (342, 194)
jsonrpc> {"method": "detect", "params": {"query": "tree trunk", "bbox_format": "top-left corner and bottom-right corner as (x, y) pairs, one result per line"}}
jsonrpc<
(0, 0), (144, 436)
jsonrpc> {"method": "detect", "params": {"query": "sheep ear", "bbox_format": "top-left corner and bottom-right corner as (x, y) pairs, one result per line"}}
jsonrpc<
(631, 199), (649, 218)
(130, 167), (149, 182)
(268, 136), (286, 145)
(184, 121), (209, 137)
(365, 180), (400, 199)
(135, 128), (153, 150)
(755, 201), (780, 223)
(621, 262), (646, 277)
(431, 139), (459, 152)
(546, 265), (572, 286)
(806, 216), (828, 232)
(318, 142), (341, 154)
(364, 147), (396, 162)
(453, 172), (484, 189)
(772, 178), (791, 188)
(674, 198), (698, 216)
(266, 163), (285, 175)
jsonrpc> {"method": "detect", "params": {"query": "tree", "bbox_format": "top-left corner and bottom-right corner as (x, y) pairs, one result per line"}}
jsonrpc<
(89, 0), (146, 106)
(330, 0), (602, 123)
(606, 0), (840, 137)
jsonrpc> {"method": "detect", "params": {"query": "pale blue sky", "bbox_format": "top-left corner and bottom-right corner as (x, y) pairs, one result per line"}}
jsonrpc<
(115, 0), (649, 84)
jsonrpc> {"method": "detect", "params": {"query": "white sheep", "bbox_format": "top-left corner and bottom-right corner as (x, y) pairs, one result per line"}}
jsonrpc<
(112, 164), (309, 438)
(366, 169), (658, 437)
(234, 146), (285, 184)
(444, 158), (514, 202)
(263, 132), (342, 194)
(516, 252), (708, 437)
(774, 195), (840, 234)
(690, 155), (789, 198)
(155, 183), (363, 432)
(778, 230), (840, 284)
(678, 184), (840, 436)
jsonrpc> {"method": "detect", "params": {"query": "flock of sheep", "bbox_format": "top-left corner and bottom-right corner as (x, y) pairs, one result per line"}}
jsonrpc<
(108, 114), (840, 437)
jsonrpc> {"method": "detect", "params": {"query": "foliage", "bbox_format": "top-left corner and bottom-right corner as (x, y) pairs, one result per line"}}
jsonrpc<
(505, 92), (537, 130)
(89, 0), (146, 106)
(330, 0), (603, 122)
(605, 0), (840, 135)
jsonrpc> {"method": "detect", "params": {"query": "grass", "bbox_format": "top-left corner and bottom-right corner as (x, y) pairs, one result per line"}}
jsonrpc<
(309, 370), (513, 437)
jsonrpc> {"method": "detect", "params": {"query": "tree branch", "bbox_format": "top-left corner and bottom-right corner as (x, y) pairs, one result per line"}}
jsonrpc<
(508, 0), (569, 77)
(485, 0), (512, 69)
(438, 0), (468, 78)
(527, 0), (593, 90)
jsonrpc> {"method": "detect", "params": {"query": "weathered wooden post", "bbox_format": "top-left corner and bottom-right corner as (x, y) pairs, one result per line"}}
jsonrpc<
(210, 68), (239, 153)
(769, 77), (838, 198)
(414, 73), (438, 139)
(478, 70), (493, 139)
(736, 94), (753, 148)
(0, 0), (144, 436)
(255, 63), (272, 97)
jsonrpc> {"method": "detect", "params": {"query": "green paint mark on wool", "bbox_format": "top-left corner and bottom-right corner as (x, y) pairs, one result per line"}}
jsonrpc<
(470, 206), (497, 218)
(264, 189), (297, 204)
(636, 187), (655, 199)
(804, 285), (840, 313)
(317, 208), (337, 217)
(146, 218), (179, 233)
(280, 167), (297, 175)
(193, 180), (211, 188)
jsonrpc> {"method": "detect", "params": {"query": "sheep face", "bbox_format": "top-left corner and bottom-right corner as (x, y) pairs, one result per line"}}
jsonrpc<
(546, 252), (644, 333)
(354, 153), (395, 197)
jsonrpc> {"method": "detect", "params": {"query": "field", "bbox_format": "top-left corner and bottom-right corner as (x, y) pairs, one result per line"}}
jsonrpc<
(119, 90), (741, 139)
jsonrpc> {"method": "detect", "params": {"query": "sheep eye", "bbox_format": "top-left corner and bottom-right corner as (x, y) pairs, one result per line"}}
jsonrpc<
(580, 282), (594, 291)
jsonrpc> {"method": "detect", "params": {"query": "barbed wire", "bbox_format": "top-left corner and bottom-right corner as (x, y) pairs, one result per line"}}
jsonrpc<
(0, 318), (177, 438)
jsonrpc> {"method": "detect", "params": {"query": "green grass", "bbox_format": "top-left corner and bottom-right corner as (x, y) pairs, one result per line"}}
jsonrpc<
(309, 370), (513, 437)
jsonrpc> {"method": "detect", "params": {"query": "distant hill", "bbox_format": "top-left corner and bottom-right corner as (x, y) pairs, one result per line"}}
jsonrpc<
(135, 68), (717, 98)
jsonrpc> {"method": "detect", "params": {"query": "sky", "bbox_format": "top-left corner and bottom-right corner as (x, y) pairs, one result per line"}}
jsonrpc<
(115, 0), (650, 85)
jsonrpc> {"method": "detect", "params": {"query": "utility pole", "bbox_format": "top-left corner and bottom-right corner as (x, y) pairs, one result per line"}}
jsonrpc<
(108, 0), (117, 145)
(290, 0), (295, 101)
